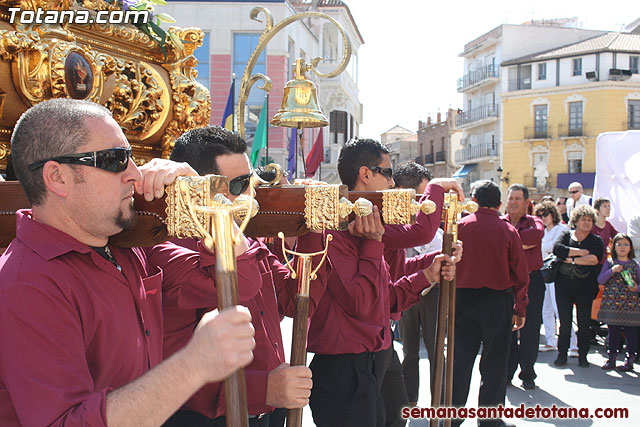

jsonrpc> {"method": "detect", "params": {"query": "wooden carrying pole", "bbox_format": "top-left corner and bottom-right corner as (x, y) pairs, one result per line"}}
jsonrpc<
(211, 209), (249, 427)
(429, 193), (477, 427)
(277, 232), (332, 427)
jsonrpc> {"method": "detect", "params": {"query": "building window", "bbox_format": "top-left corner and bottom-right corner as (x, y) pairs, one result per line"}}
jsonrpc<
(567, 151), (582, 173)
(538, 63), (547, 80)
(534, 105), (548, 138)
(629, 100), (640, 129)
(194, 32), (210, 89)
(330, 110), (348, 145)
(568, 101), (583, 136)
(572, 58), (582, 76)
(630, 56), (639, 74)
(233, 33), (267, 140)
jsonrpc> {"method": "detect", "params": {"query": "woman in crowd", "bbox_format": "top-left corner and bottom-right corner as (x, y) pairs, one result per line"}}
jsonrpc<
(535, 201), (578, 354)
(597, 234), (639, 371)
(591, 197), (619, 259)
(553, 205), (604, 367)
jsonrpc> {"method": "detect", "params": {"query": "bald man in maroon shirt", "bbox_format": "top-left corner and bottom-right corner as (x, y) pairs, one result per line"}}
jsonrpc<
(452, 180), (530, 427)
(0, 100), (255, 426)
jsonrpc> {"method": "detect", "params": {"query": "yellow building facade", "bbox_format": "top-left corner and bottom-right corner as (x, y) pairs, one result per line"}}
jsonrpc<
(499, 32), (640, 199)
(502, 83), (640, 197)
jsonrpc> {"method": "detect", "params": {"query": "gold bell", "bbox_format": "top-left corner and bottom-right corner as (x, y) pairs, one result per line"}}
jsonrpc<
(271, 58), (328, 128)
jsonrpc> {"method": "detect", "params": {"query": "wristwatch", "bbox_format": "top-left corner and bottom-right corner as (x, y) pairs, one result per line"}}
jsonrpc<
(571, 257), (576, 265)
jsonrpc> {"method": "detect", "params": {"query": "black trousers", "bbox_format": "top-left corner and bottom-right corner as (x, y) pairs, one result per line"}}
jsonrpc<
(555, 280), (594, 358)
(508, 270), (545, 382)
(452, 288), (514, 427)
(378, 339), (409, 427)
(309, 352), (385, 427)
(164, 410), (270, 427)
(399, 287), (439, 403)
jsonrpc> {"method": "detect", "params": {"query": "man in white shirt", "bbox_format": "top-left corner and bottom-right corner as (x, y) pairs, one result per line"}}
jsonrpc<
(565, 182), (590, 219)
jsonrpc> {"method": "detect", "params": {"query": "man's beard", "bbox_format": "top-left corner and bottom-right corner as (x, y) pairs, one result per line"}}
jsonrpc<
(115, 199), (137, 230)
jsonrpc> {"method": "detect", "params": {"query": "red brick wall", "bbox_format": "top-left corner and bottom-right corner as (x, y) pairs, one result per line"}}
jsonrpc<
(210, 54), (232, 126)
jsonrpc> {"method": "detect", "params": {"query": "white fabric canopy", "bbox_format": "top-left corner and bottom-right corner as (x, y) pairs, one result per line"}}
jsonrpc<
(593, 131), (640, 233)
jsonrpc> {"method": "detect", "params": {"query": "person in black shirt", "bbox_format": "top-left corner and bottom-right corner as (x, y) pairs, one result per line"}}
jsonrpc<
(552, 205), (604, 367)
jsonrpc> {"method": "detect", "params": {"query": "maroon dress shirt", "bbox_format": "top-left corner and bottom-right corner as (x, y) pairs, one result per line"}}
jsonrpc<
(306, 184), (445, 353)
(163, 233), (330, 419)
(456, 208), (530, 317)
(501, 213), (545, 272)
(0, 210), (225, 426)
(591, 221), (619, 263)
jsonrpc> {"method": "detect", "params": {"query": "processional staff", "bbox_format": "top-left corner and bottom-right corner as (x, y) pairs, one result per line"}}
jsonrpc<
(430, 192), (478, 427)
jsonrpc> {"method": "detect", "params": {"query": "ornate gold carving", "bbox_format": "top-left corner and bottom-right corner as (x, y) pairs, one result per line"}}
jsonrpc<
(337, 196), (373, 219)
(232, 194), (259, 223)
(381, 189), (416, 224)
(165, 175), (229, 240)
(0, 142), (8, 161)
(162, 52), (211, 158)
(304, 185), (343, 231)
(106, 59), (169, 139)
(414, 199), (437, 216)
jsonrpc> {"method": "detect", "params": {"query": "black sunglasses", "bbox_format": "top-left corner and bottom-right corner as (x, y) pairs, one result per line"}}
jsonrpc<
(28, 147), (132, 173)
(368, 165), (394, 180)
(229, 172), (252, 196)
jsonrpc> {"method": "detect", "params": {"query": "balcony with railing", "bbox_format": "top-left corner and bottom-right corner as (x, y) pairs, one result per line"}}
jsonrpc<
(558, 123), (588, 138)
(524, 125), (549, 140)
(455, 104), (499, 128)
(455, 143), (498, 164)
(424, 153), (434, 164)
(457, 64), (499, 92)
(435, 151), (445, 163)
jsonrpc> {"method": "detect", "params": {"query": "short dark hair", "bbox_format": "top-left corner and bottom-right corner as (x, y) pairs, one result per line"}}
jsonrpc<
(534, 200), (561, 226)
(508, 183), (529, 200)
(593, 197), (610, 211)
(471, 180), (501, 208)
(393, 162), (431, 190)
(337, 138), (389, 190)
(612, 233), (635, 260)
(170, 126), (247, 175)
(11, 99), (111, 205)
(570, 204), (597, 228)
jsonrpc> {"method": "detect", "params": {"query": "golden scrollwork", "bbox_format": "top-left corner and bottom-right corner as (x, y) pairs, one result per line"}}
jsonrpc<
(161, 55), (211, 158)
(381, 189), (416, 225)
(165, 175), (229, 239)
(0, 142), (8, 161)
(105, 59), (169, 140)
(304, 185), (368, 230)
(305, 185), (342, 231)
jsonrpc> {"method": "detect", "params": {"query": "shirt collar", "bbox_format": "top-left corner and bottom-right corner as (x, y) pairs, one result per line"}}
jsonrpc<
(15, 209), (92, 261)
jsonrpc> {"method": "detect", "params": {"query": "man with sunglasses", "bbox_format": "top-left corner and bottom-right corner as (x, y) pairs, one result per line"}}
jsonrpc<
(566, 182), (590, 219)
(164, 125), (331, 426)
(307, 138), (463, 427)
(0, 99), (257, 426)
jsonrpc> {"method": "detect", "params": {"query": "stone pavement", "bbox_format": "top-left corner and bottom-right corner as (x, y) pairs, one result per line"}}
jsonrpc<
(279, 317), (639, 426)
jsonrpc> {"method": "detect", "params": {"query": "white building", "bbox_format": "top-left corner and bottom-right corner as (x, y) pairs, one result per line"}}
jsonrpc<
(456, 20), (605, 187)
(159, 0), (364, 182)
